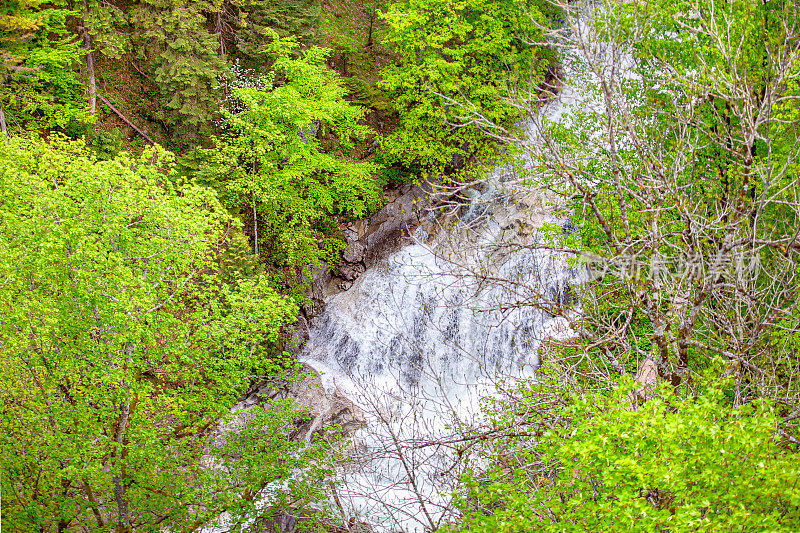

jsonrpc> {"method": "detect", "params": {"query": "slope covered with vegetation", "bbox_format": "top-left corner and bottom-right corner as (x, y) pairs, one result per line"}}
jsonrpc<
(2, 0), (800, 531)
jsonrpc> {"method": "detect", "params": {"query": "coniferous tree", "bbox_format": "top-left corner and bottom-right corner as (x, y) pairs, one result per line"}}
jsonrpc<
(128, 0), (228, 144)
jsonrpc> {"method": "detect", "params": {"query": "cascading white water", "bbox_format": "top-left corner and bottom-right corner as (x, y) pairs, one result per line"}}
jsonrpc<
(299, 7), (624, 532)
(301, 210), (582, 531)
(304, 228), (576, 389)
(300, 159), (584, 531)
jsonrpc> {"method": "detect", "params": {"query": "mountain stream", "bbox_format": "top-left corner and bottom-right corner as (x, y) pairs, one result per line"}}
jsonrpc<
(298, 9), (628, 532)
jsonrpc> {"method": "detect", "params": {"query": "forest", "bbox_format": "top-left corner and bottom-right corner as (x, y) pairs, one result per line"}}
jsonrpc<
(1, 0), (800, 531)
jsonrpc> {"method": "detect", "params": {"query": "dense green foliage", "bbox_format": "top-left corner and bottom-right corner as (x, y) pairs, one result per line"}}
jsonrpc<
(0, 0), (323, 147)
(3, 0), (799, 531)
(196, 38), (382, 271)
(380, 0), (557, 167)
(0, 136), (330, 531)
(0, 0), (87, 130)
(457, 376), (800, 532)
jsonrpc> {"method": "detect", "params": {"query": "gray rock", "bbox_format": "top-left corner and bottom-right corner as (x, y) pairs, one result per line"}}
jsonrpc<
(302, 178), (433, 321)
(285, 315), (310, 353)
(339, 262), (365, 281)
(342, 241), (365, 263)
(210, 364), (366, 453)
(342, 227), (359, 244)
(275, 511), (297, 533)
(307, 261), (330, 300)
(349, 519), (374, 533)
(362, 184), (426, 267)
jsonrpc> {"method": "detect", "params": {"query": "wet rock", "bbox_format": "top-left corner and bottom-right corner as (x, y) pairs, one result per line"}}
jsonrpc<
(342, 227), (359, 245)
(275, 511), (297, 533)
(342, 241), (365, 263)
(305, 261), (331, 317)
(211, 365), (365, 454)
(286, 315), (310, 353)
(352, 219), (368, 239)
(362, 184), (427, 268)
(304, 180), (432, 319)
(281, 365), (366, 438)
(338, 262), (365, 281)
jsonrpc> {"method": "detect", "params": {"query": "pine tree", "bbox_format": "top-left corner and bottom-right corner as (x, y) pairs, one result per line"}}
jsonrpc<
(128, 0), (227, 145)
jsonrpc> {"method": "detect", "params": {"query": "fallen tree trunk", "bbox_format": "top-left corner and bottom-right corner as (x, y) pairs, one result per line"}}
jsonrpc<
(97, 94), (155, 145)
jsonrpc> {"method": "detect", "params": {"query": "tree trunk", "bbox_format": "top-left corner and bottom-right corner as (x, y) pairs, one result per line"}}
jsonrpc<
(366, 11), (375, 48)
(113, 344), (133, 533)
(216, 11), (226, 56)
(97, 95), (155, 145)
(82, 2), (97, 114)
(252, 197), (259, 256)
(83, 477), (106, 527)
(113, 393), (131, 533)
(0, 106), (8, 137)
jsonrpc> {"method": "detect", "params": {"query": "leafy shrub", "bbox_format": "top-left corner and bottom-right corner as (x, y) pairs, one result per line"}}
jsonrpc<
(457, 377), (800, 532)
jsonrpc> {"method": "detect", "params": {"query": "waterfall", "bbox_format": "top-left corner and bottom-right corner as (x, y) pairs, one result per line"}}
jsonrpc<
(301, 144), (581, 531)
(301, 228), (580, 530)
(299, 7), (618, 532)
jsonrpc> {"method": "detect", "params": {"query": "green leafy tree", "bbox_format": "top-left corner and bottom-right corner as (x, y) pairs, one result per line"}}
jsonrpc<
(456, 376), (800, 532)
(379, 0), (557, 168)
(0, 0), (87, 131)
(199, 37), (382, 272)
(0, 135), (330, 531)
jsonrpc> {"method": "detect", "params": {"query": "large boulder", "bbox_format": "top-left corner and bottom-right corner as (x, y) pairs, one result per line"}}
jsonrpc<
(361, 183), (426, 268)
